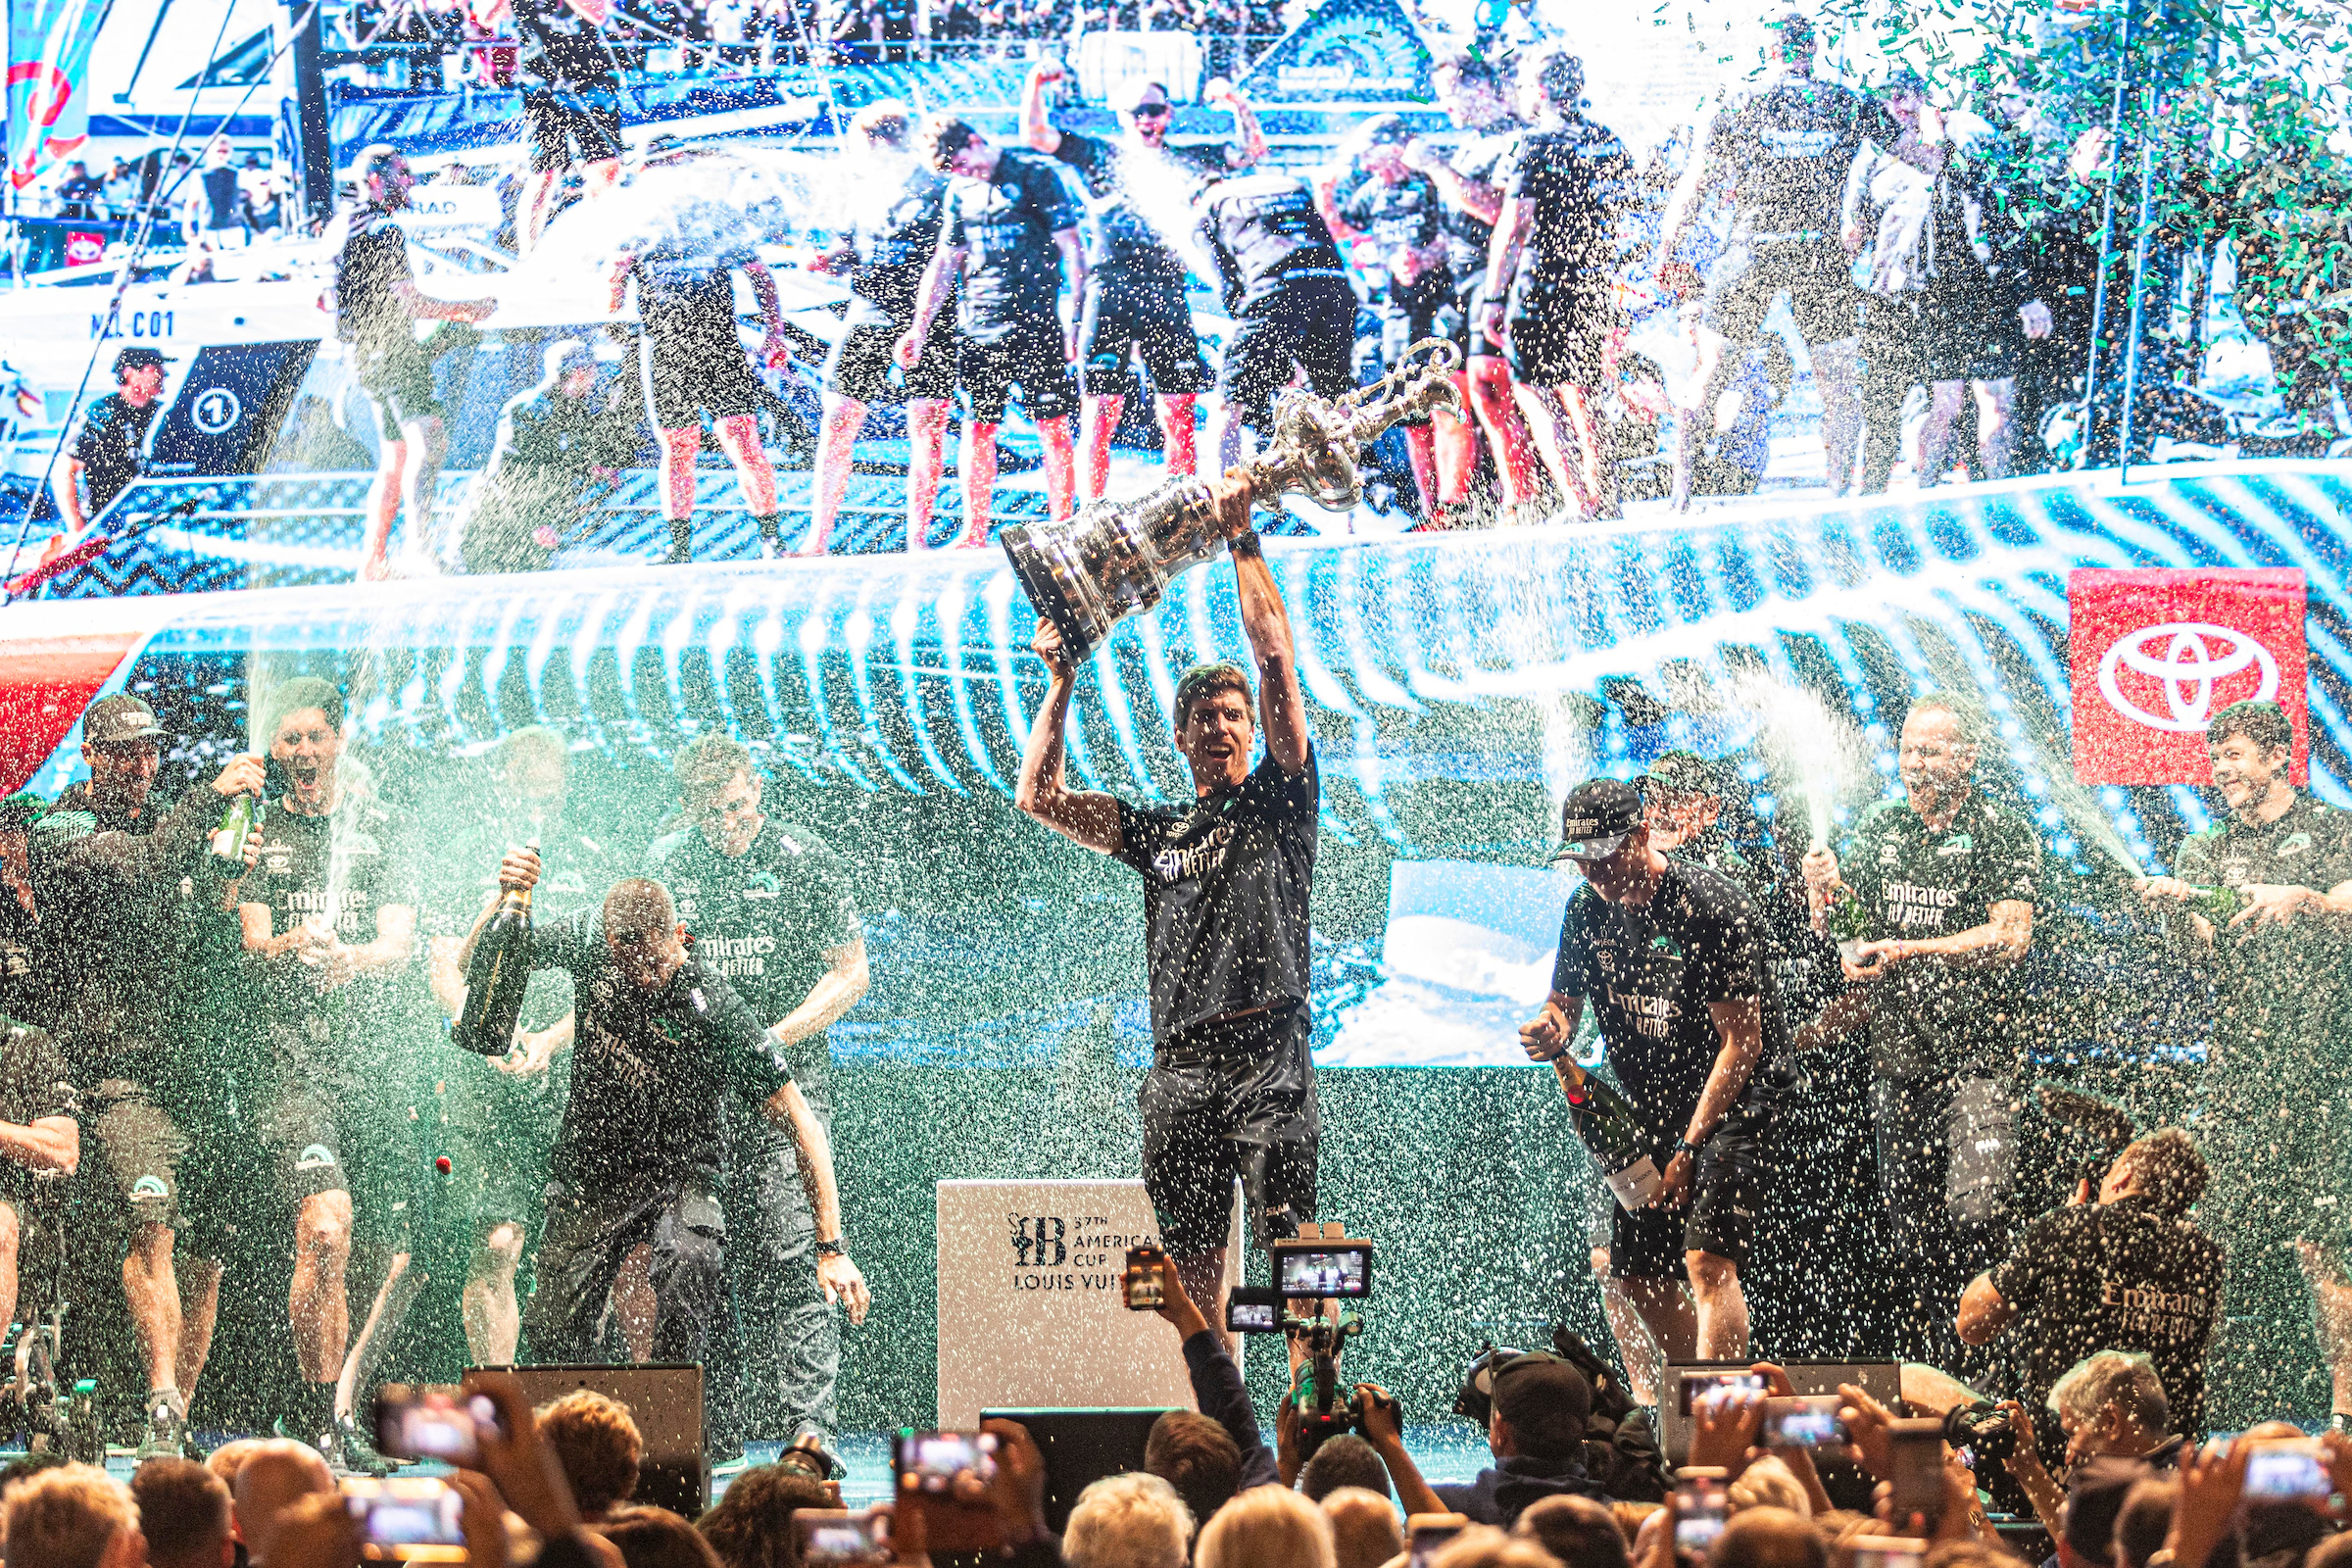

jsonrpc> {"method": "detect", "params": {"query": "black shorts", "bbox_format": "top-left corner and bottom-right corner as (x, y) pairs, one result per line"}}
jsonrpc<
(1453, 275), (1502, 361)
(261, 1033), (416, 1254)
(1141, 1001), (1318, 1257)
(356, 339), (444, 440)
(425, 1064), (561, 1236)
(86, 1077), (238, 1254)
(523, 84), (624, 174)
(1379, 267), (1457, 371)
(1080, 263), (1210, 398)
(1705, 236), (1864, 348)
(825, 305), (956, 405)
(1217, 276), (1358, 434)
(957, 314), (1078, 425)
(1607, 1098), (1772, 1281)
(641, 318), (760, 429)
(1506, 274), (1613, 389)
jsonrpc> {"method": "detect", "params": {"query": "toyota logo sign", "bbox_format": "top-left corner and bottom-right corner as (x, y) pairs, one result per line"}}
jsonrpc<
(2095, 622), (2279, 733)
(2070, 568), (2307, 785)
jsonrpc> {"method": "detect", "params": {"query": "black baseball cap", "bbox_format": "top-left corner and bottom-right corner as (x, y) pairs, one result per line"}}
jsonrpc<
(1361, 113), (1411, 146)
(114, 346), (174, 372)
(82, 693), (164, 748)
(1491, 1353), (1594, 1433)
(1550, 778), (1642, 863)
(1643, 750), (1726, 798)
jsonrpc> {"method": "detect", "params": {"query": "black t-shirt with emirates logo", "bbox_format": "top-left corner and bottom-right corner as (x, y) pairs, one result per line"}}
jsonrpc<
(1838, 792), (2040, 1080)
(1987, 1195), (2224, 1436)
(1549, 859), (1764, 1143)
(2172, 791), (2352, 1067)
(1114, 750), (1317, 1049)
(243, 800), (421, 1074)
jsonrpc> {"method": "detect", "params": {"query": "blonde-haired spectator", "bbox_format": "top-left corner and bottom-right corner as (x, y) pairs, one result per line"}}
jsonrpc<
(1730, 1455), (1812, 1519)
(1063, 1471), (1193, 1568)
(5, 1463), (143, 1568)
(1320, 1487), (1401, 1568)
(1197, 1485), (1335, 1568)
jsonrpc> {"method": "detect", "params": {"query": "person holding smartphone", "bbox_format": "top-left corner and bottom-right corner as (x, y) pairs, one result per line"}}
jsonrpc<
(1523, 777), (1774, 1371)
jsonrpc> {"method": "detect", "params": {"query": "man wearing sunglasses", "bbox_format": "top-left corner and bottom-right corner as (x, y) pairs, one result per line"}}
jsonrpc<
(1022, 67), (1265, 503)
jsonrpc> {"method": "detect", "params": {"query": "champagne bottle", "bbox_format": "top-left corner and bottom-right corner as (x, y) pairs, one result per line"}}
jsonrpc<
(1553, 1057), (1663, 1210)
(1825, 886), (1870, 965)
(210, 790), (262, 862)
(451, 841), (538, 1057)
(2183, 884), (2241, 923)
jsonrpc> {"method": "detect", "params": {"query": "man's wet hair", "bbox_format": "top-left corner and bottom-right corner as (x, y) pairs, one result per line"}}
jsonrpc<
(351, 142), (403, 194)
(1434, 49), (1504, 92)
(2115, 1128), (2207, 1217)
(916, 115), (984, 172)
(1902, 692), (1982, 747)
(2208, 698), (2292, 755)
(1143, 1410), (1243, 1531)
(1297, 1434), (1390, 1501)
(1772, 10), (1817, 60)
(675, 732), (755, 804)
(1173, 662), (1253, 730)
(605, 878), (678, 941)
(1521, 41), (1585, 105)
(853, 99), (914, 149)
(265, 675), (345, 738)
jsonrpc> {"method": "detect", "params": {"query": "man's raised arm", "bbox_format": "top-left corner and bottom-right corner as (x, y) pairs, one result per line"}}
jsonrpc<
(1013, 621), (1124, 854)
(1228, 520), (1308, 775)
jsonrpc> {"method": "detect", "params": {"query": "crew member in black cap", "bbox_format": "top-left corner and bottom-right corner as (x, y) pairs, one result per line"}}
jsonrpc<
(1432, 1351), (1608, 1528)
(51, 348), (172, 542)
(32, 692), (263, 1460)
(1522, 778), (1774, 1374)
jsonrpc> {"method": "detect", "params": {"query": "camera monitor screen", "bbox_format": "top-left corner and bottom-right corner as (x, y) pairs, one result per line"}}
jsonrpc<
(1274, 1244), (1372, 1298)
(1677, 1371), (1766, 1415)
(1227, 1288), (1285, 1333)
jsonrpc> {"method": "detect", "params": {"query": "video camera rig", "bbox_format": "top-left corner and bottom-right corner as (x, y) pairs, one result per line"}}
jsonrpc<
(1224, 1223), (1380, 1463)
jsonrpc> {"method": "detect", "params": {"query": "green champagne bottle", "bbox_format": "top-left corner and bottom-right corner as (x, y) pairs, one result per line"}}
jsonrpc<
(1554, 1058), (1662, 1210)
(210, 790), (264, 862)
(1825, 886), (1870, 964)
(451, 842), (538, 1056)
(2183, 884), (2241, 923)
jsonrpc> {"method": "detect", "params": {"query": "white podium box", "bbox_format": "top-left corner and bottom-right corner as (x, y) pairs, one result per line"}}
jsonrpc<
(936, 1179), (1242, 1428)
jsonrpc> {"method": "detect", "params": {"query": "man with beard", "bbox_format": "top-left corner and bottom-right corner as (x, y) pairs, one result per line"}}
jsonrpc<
(2136, 700), (2352, 1425)
(236, 678), (419, 1470)
(31, 694), (256, 1459)
(646, 734), (871, 1452)
(1799, 696), (2038, 1370)
(1023, 68), (1261, 502)
(422, 726), (629, 1368)
(330, 146), (497, 581)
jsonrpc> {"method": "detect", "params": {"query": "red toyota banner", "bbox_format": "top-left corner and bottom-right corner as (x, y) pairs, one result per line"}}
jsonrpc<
(62, 228), (102, 266)
(2069, 567), (2308, 785)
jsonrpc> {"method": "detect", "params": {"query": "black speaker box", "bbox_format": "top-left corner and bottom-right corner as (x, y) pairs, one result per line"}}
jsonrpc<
(1656, 1360), (1903, 1465)
(483, 1363), (710, 1518)
(982, 1408), (1176, 1535)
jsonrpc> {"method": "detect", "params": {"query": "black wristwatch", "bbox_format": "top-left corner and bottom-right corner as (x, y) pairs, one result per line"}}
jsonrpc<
(1676, 1137), (1707, 1158)
(814, 1238), (846, 1257)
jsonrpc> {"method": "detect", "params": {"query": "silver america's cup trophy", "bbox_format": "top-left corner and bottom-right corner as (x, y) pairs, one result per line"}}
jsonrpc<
(1002, 339), (1467, 660)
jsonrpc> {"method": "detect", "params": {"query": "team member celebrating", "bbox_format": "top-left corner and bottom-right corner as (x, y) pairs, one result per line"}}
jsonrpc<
(609, 233), (793, 563)
(1023, 66), (1258, 502)
(30, 695), (259, 1460)
(1194, 169), (1356, 473)
(454, 340), (642, 573)
(421, 726), (627, 1368)
(1654, 13), (1899, 509)
(806, 102), (957, 555)
(2135, 699), (2352, 1425)
(236, 677), (420, 1472)
(1321, 116), (1459, 522)
(899, 117), (1087, 542)
(1481, 46), (1635, 520)
(1014, 472), (1314, 1336)
(511, 0), (626, 253)
(1799, 696), (2038, 1370)
(48, 348), (172, 549)
(476, 860), (860, 1369)
(330, 146), (498, 582)
(648, 733), (872, 1451)
(1522, 778), (1771, 1369)
(1413, 51), (1539, 512)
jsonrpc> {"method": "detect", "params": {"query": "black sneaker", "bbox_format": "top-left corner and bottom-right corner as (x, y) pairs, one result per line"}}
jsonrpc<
(665, 525), (695, 564)
(136, 1396), (188, 1462)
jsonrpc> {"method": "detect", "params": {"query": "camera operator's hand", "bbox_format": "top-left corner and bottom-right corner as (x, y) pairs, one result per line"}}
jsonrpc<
(1356, 1383), (1402, 1447)
(1275, 1390), (1304, 1488)
(1997, 1399), (2066, 1540)
(1689, 1389), (1764, 1476)
(1839, 1383), (1897, 1480)
(949, 1419), (1051, 1546)
(2165, 1438), (2249, 1568)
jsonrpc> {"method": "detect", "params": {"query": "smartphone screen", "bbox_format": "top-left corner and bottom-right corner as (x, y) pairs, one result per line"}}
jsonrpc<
(373, 1386), (502, 1466)
(1679, 1371), (1767, 1415)
(1121, 1247), (1165, 1312)
(793, 1509), (890, 1566)
(2244, 1443), (2329, 1499)
(1850, 1538), (1929, 1568)
(1887, 1420), (1945, 1519)
(894, 1430), (999, 1492)
(1676, 1472), (1729, 1552)
(344, 1479), (465, 1561)
(1760, 1395), (1844, 1448)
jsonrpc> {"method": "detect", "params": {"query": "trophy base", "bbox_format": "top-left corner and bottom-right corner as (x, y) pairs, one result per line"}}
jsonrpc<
(1002, 524), (1107, 662)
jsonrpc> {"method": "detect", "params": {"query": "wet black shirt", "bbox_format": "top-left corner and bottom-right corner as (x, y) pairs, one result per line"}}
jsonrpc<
(1053, 130), (1226, 270)
(0, 1019), (76, 1204)
(1838, 791), (2039, 1080)
(331, 205), (416, 353)
(2173, 792), (2352, 1064)
(495, 379), (641, 476)
(1340, 172), (1446, 270)
(1550, 859), (1763, 1140)
(1114, 750), (1318, 1047)
(1504, 113), (1635, 286)
(242, 798), (420, 1040)
(1195, 172), (1350, 317)
(943, 147), (1081, 332)
(1673, 838), (1820, 1073)
(68, 393), (163, 516)
(1702, 74), (1903, 241)
(1439, 119), (1525, 280)
(633, 240), (755, 345)
(1987, 1195), (2224, 1436)
(531, 910), (795, 1194)
(848, 165), (951, 323)
(512, 0), (619, 89)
